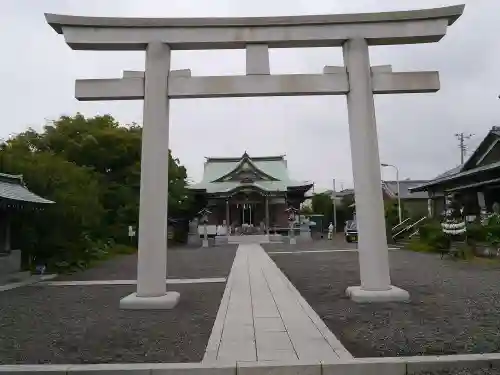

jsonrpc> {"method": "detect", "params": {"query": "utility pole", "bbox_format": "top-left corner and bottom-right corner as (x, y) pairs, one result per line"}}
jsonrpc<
(332, 179), (337, 233)
(455, 132), (474, 164)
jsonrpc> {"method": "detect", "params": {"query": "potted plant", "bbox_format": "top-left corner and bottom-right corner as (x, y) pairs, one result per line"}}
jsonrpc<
(485, 232), (500, 257)
(441, 194), (467, 258)
(484, 212), (500, 257)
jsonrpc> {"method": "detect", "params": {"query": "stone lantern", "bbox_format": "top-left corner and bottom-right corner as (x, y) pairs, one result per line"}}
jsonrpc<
(285, 206), (299, 245)
(198, 207), (212, 248)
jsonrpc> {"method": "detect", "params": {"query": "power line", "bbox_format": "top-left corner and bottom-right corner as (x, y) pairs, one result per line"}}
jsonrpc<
(454, 132), (474, 165)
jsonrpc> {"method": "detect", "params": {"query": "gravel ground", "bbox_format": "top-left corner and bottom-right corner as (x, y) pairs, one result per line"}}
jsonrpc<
(0, 283), (225, 364)
(414, 370), (500, 375)
(263, 236), (358, 253)
(57, 245), (237, 281)
(271, 249), (500, 358)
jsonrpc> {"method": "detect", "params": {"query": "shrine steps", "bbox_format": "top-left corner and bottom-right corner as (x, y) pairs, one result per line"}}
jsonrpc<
(227, 235), (283, 244)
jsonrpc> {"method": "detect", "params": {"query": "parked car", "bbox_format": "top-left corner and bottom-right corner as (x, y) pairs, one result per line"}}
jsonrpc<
(344, 220), (358, 243)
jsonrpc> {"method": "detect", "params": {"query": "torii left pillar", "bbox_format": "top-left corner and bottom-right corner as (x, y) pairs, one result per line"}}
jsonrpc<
(120, 42), (180, 309)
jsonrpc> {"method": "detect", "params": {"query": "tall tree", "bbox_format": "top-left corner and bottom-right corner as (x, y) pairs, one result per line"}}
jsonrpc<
(1, 142), (104, 269)
(0, 113), (192, 271)
(311, 193), (352, 231)
(11, 114), (191, 241)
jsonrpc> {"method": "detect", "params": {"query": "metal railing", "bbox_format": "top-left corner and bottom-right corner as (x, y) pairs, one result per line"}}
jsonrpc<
(393, 216), (426, 239)
(391, 218), (411, 233)
(408, 229), (420, 239)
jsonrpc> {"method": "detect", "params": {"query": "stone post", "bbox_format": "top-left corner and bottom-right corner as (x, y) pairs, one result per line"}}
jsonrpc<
(265, 195), (270, 236)
(289, 220), (296, 245)
(4, 214), (10, 252)
(120, 42), (180, 310)
(343, 38), (409, 302)
(478, 191), (486, 210)
(202, 218), (209, 248)
(225, 199), (230, 236)
(478, 191), (488, 223)
(287, 208), (297, 245)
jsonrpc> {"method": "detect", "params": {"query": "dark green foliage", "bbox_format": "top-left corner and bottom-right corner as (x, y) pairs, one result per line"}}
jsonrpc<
(384, 199), (410, 228)
(300, 205), (313, 215)
(466, 223), (489, 243)
(485, 215), (500, 246)
(418, 221), (450, 250)
(0, 114), (191, 272)
(407, 238), (435, 253)
(384, 200), (400, 229)
(310, 193), (349, 231)
(466, 216), (500, 247)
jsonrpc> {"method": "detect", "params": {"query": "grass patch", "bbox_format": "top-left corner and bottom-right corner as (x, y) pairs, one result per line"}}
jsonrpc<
(52, 243), (137, 274)
(111, 244), (137, 255)
(407, 238), (436, 253)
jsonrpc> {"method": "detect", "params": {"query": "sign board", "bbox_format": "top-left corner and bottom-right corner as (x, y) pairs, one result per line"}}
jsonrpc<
(167, 226), (174, 240)
(128, 225), (136, 237)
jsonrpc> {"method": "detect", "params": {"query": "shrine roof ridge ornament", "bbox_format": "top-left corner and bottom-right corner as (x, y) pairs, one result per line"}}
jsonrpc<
(205, 154), (286, 163)
(45, 5), (464, 51)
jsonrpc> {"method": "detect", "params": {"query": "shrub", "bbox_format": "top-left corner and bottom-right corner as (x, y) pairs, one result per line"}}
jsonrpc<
(111, 244), (137, 255)
(457, 243), (475, 260)
(407, 238), (435, 253)
(419, 221), (440, 240)
(466, 223), (489, 243)
(419, 221), (450, 250)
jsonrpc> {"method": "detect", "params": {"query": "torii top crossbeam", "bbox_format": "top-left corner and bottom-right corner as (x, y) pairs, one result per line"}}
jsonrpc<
(45, 5), (464, 50)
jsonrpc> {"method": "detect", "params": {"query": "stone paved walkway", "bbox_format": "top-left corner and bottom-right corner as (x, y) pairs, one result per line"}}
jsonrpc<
(203, 243), (352, 363)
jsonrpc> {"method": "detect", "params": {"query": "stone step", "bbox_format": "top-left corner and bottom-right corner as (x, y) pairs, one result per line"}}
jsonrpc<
(227, 235), (283, 244)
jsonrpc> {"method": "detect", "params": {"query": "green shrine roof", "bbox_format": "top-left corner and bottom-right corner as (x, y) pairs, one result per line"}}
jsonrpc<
(0, 173), (54, 205)
(188, 153), (312, 194)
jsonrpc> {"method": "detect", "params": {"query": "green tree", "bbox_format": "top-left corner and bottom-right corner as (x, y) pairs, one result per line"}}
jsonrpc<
(1, 142), (104, 269)
(311, 193), (354, 231)
(311, 193), (333, 230)
(11, 114), (192, 242)
(0, 113), (192, 271)
(311, 193), (333, 218)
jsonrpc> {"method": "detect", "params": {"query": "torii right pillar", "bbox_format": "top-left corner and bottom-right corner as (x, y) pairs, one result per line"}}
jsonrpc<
(343, 38), (406, 302)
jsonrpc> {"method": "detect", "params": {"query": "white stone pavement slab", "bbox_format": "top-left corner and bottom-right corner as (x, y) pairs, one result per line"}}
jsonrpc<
(203, 244), (352, 363)
(267, 248), (398, 255)
(36, 278), (226, 286)
(0, 274), (58, 292)
(4, 353), (500, 374)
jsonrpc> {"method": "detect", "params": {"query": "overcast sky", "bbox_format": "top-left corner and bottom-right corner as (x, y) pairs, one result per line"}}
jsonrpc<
(2, 0), (500, 191)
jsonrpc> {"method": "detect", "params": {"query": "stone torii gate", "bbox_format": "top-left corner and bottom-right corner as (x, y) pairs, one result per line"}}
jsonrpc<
(46, 4), (464, 309)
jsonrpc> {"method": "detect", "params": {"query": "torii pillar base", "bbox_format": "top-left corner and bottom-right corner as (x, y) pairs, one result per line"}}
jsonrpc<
(346, 286), (409, 303)
(120, 291), (180, 310)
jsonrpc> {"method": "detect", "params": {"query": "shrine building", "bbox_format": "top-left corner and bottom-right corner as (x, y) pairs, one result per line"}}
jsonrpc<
(188, 153), (313, 231)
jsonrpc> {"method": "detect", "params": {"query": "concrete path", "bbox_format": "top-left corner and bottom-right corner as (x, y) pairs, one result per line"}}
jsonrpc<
(267, 248), (399, 255)
(203, 243), (352, 363)
(37, 277), (226, 286)
(0, 274), (57, 292)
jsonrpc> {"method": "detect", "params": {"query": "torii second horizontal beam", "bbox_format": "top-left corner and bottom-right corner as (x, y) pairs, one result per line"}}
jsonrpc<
(75, 71), (439, 101)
